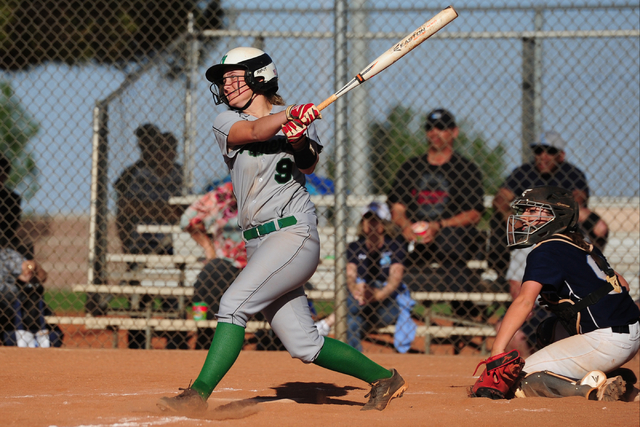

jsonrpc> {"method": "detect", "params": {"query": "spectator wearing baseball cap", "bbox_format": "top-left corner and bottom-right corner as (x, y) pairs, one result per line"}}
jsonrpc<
(361, 200), (392, 222)
(488, 130), (578, 279)
(387, 108), (485, 351)
(387, 107), (485, 276)
(493, 129), (607, 253)
(332, 201), (416, 353)
(534, 130), (567, 150)
(391, 110), (485, 258)
(424, 108), (457, 131)
(529, 130), (568, 175)
(490, 130), (609, 357)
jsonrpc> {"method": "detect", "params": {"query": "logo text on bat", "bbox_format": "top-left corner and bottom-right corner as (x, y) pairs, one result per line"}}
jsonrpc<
(392, 20), (436, 52)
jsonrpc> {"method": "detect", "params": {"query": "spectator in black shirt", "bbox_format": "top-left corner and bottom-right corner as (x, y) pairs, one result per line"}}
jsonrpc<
(387, 109), (485, 296)
(0, 153), (22, 252)
(387, 109), (485, 350)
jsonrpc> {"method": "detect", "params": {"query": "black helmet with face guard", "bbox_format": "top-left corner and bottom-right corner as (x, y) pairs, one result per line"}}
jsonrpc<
(507, 186), (579, 248)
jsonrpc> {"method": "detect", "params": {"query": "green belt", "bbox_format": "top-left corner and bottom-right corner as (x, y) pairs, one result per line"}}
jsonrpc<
(243, 216), (298, 240)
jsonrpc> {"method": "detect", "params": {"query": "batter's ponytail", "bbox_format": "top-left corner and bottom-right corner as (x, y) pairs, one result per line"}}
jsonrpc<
(267, 93), (285, 106)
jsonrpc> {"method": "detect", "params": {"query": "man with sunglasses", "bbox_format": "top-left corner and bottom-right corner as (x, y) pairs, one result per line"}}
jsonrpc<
(388, 109), (485, 351)
(491, 130), (609, 357)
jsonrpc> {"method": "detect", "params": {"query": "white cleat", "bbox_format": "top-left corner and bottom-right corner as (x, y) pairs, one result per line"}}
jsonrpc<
(580, 370), (607, 389)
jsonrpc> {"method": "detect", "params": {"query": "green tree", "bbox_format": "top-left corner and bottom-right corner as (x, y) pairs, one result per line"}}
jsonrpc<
(0, 0), (224, 71)
(369, 105), (507, 196)
(369, 105), (424, 195)
(455, 126), (506, 196)
(0, 81), (39, 199)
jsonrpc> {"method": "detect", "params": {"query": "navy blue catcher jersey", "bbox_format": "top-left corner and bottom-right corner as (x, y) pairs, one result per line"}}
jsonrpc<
(523, 239), (640, 333)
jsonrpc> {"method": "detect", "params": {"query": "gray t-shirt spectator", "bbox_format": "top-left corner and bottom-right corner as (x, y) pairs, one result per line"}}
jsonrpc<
(0, 247), (24, 296)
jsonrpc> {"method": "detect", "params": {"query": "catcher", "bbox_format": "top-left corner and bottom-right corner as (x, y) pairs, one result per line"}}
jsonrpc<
(470, 186), (639, 401)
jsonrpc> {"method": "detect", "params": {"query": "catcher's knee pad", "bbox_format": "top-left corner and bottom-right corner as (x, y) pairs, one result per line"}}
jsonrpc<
(516, 371), (595, 399)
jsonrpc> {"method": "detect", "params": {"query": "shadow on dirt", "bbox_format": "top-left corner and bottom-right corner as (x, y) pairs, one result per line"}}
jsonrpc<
(252, 381), (365, 406)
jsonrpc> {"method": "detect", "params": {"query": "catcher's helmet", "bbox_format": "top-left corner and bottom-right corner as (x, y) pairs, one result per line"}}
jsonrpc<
(205, 47), (278, 107)
(506, 186), (579, 248)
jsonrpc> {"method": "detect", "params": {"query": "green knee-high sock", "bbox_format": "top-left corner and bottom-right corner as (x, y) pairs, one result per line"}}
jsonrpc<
(191, 322), (245, 399)
(313, 337), (392, 384)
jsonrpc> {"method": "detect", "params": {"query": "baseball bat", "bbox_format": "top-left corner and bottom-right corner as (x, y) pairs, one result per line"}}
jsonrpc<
(317, 6), (458, 111)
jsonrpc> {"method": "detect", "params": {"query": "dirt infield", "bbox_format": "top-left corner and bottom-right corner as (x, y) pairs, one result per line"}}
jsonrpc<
(1, 348), (638, 427)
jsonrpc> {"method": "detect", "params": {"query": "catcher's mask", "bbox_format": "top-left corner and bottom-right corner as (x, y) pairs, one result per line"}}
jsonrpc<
(507, 186), (578, 248)
(205, 47), (278, 110)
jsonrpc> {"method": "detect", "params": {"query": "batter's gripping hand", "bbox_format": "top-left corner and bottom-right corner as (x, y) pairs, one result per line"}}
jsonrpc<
(285, 104), (322, 126)
(469, 350), (525, 400)
(282, 119), (307, 148)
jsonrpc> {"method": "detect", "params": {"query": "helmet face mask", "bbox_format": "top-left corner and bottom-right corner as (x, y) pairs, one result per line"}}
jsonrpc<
(506, 186), (579, 248)
(507, 200), (556, 247)
(206, 47), (278, 109)
(210, 70), (251, 106)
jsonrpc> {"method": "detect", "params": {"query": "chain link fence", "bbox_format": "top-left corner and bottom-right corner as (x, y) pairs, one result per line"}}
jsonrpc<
(0, 2), (638, 354)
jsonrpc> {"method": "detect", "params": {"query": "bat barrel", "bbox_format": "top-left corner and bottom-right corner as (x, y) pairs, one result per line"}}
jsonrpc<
(316, 6), (458, 111)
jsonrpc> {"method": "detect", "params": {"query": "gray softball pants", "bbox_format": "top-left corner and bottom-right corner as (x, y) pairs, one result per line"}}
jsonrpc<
(216, 213), (324, 363)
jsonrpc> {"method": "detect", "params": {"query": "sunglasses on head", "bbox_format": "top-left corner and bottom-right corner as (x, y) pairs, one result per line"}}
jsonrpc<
(533, 146), (559, 156)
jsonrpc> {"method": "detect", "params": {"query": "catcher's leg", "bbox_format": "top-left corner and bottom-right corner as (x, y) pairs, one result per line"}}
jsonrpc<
(514, 370), (625, 401)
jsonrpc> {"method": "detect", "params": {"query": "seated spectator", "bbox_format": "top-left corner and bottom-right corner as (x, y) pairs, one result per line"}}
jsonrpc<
(492, 130), (608, 255)
(0, 153), (29, 256)
(0, 246), (63, 347)
(115, 124), (184, 256)
(180, 182), (246, 349)
(341, 201), (416, 353)
(492, 131), (609, 356)
(114, 124), (185, 349)
(387, 109), (485, 327)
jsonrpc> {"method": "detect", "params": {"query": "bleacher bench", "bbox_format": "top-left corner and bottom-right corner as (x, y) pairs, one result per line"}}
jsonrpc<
(75, 194), (637, 352)
(57, 283), (509, 352)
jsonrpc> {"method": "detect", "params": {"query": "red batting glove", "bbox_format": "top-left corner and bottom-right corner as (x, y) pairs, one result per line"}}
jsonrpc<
(285, 104), (322, 126)
(282, 119), (307, 149)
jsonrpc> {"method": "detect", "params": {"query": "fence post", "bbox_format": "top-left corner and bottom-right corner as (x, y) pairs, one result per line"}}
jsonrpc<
(87, 102), (109, 314)
(183, 12), (199, 194)
(349, 0), (371, 202)
(333, 0), (349, 344)
(521, 9), (543, 162)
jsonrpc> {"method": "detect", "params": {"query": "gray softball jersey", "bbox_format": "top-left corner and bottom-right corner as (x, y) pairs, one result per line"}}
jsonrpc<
(212, 105), (321, 231)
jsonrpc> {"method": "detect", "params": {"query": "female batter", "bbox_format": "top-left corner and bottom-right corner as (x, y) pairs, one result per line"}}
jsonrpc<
(157, 47), (406, 412)
(492, 186), (640, 401)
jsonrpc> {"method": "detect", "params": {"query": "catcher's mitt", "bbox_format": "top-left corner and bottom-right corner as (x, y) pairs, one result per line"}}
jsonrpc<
(469, 349), (525, 399)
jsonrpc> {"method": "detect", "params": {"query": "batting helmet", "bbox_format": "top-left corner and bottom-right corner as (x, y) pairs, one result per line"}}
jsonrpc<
(506, 186), (579, 248)
(205, 47), (278, 107)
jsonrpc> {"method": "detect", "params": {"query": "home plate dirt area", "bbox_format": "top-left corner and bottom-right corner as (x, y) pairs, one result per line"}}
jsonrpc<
(1, 348), (638, 427)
